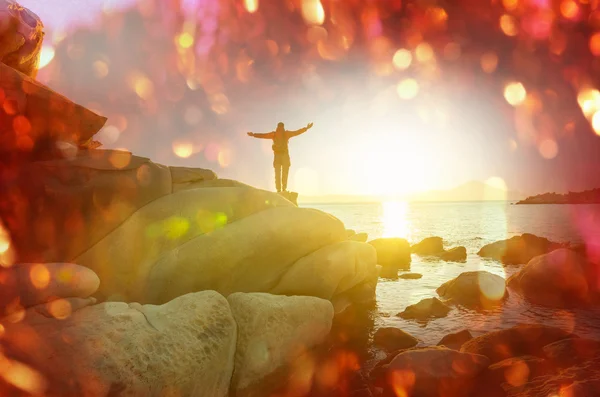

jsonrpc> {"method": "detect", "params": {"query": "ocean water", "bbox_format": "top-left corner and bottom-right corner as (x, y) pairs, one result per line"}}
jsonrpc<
(303, 201), (600, 346)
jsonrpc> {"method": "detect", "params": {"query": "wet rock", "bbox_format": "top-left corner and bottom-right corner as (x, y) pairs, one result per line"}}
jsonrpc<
(473, 356), (552, 397)
(460, 324), (574, 364)
(373, 327), (418, 352)
(374, 347), (489, 396)
(228, 293), (333, 397)
(436, 271), (508, 309)
(411, 237), (444, 255)
(399, 272), (422, 280)
(368, 238), (411, 270)
(507, 249), (600, 308)
(437, 330), (473, 350)
(349, 232), (369, 242)
(439, 246), (467, 262)
(477, 233), (565, 265)
(397, 297), (450, 320)
(543, 338), (600, 368)
(379, 266), (398, 279)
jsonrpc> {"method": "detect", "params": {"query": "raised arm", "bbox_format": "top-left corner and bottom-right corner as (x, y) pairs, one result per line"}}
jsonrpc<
(287, 122), (314, 138)
(247, 131), (275, 139)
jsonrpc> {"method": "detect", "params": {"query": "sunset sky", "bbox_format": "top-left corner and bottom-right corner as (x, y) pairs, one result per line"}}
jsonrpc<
(18, 0), (600, 198)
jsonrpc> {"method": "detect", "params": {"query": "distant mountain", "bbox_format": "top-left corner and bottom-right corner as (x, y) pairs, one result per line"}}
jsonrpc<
(516, 188), (600, 204)
(298, 181), (523, 204)
(406, 181), (523, 202)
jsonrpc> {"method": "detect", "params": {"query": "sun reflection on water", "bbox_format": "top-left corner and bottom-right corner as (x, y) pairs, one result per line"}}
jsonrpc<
(381, 201), (412, 240)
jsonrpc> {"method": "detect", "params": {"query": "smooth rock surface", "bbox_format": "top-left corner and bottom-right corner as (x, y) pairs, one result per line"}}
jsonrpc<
(436, 271), (508, 308)
(397, 297), (450, 320)
(1, 290), (237, 396)
(411, 237), (444, 255)
(437, 329), (473, 350)
(461, 324), (573, 363)
(399, 272), (423, 280)
(373, 327), (418, 352)
(478, 233), (565, 265)
(228, 293), (333, 397)
(507, 249), (600, 308)
(348, 232), (369, 242)
(439, 246), (467, 262)
(144, 207), (346, 303)
(368, 238), (411, 269)
(270, 241), (377, 300)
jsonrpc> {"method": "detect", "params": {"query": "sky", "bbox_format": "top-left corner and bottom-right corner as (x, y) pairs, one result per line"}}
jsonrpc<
(17, 0), (600, 198)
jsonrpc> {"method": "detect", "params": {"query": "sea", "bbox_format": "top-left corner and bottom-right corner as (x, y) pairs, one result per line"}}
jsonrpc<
(303, 201), (600, 345)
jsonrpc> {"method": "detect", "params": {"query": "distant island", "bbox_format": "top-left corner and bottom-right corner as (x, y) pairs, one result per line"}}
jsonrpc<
(516, 188), (600, 204)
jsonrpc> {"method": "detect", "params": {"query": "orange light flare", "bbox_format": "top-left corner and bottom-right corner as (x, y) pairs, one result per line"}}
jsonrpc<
(0, 221), (14, 268)
(30, 264), (50, 290)
(0, 355), (47, 396)
(244, 0), (259, 14)
(302, 0), (325, 25)
(396, 78), (419, 100)
(390, 370), (416, 397)
(560, 0), (580, 21)
(504, 82), (527, 106)
(481, 52), (499, 73)
(500, 14), (518, 36)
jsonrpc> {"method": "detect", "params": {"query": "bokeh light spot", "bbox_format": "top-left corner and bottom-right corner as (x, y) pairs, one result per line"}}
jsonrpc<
(39, 45), (55, 69)
(93, 60), (109, 79)
(396, 79), (419, 100)
(173, 142), (194, 158)
(164, 217), (190, 240)
(481, 52), (498, 73)
(415, 42), (434, 63)
(244, 0), (259, 14)
(177, 32), (194, 49)
(108, 150), (132, 169)
(560, 0), (579, 20)
(302, 0), (325, 25)
(30, 264), (50, 290)
(500, 14), (518, 36)
(590, 33), (600, 56)
(218, 148), (232, 168)
(504, 82), (527, 106)
(392, 49), (412, 70)
(592, 111), (600, 135)
(48, 299), (72, 320)
(539, 139), (558, 159)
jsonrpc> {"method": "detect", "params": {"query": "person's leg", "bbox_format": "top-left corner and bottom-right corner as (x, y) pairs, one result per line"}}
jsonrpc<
(282, 165), (290, 192)
(274, 163), (282, 192)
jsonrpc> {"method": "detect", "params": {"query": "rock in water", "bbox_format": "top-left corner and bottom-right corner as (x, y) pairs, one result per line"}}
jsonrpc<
(227, 293), (333, 397)
(399, 272), (423, 279)
(411, 237), (444, 255)
(397, 297), (451, 320)
(436, 271), (508, 309)
(368, 238), (411, 270)
(374, 347), (490, 396)
(477, 233), (565, 265)
(437, 330), (473, 350)
(373, 327), (418, 351)
(1, 290), (237, 396)
(507, 249), (600, 308)
(460, 324), (573, 363)
(0, 1), (44, 77)
(270, 241), (377, 300)
(543, 338), (600, 368)
(439, 246), (467, 262)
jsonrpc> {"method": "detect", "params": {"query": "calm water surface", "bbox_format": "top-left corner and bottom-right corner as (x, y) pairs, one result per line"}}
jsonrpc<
(304, 201), (600, 345)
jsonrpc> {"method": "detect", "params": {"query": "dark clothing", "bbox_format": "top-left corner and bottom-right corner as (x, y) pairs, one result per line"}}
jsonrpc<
(251, 126), (309, 192)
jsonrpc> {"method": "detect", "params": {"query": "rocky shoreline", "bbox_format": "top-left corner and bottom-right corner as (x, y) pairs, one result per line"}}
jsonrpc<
(516, 188), (600, 205)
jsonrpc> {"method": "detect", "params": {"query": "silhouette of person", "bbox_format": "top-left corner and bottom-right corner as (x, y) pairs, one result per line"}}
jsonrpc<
(248, 122), (314, 193)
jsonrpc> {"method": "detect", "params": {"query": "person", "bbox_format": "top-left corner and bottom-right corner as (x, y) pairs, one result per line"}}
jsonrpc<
(247, 122), (314, 193)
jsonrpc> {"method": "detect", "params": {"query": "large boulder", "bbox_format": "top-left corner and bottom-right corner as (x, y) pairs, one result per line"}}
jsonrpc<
(543, 338), (600, 368)
(348, 232), (369, 242)
(373, 327), (418, 352)
(460, 324), (573, 363)
(0, 290), (237, 396)
(507, 249), (600, 308)
(0, 1), (44, 77)
(0, 263), (99, 313)
(227, 293), (333, 397)
(373, 347), (490, 396)
(436, 271), (508, 308)
(477, 233), (565, 265)
(270, 241), (377, 300)
(397, 297), (450, 320)
(368, 238), (411, 270)
(411, 237), (444, 255)
(142, 207), (347, 304)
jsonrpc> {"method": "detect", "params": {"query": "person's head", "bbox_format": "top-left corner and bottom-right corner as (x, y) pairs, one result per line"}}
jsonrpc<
(276, 122), (285, 132)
